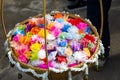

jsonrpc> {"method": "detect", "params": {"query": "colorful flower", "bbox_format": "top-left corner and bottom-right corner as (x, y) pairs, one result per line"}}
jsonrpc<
(38, 29), (49, 38)
(30, 42), (41, 52)
(30, 27), (40, 34)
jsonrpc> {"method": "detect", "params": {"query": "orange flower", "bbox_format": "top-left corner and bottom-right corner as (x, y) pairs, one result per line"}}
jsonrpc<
(30, 27), (40, 34)
(39, 18), (45, 24)
(79, 29), (84, 34)
(19, 36), (30, 45)
(47, 21), (54, 30)
(24, 50), (31, 59)
(29, 18), (38, 26)
(54, 13), (63, 19)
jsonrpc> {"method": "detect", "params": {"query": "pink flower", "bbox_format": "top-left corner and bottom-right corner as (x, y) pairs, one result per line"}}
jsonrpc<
(50, 26), (61, 37)
(18, 55), (28, 63)
(12, 34), (22, 42)
(30, 35), (40, 43)
(77, 22), (87, 31)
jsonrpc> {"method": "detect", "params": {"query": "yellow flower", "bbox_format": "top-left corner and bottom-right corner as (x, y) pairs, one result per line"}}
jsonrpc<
(84, 48), (91, 57)
(38, 29), (49, 38)
(30, 42), (41, 52)
(26, 32), (33, 37)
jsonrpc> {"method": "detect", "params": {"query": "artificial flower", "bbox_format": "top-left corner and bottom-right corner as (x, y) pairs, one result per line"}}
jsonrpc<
(30, 26), (40, 34)
(38, 29), (49, 38)
(19, 36), (30, 45)
(30, 42), (41, 52)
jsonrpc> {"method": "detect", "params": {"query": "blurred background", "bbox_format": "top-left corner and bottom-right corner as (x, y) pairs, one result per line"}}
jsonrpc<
(0, 0), (120, 80)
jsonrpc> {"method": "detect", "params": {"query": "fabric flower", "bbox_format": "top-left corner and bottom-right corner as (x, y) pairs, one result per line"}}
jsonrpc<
(83, 48), (91, 57)
(19, 36), (30, 45)
(56, 55), (67, 63)
(58, 32), (66, 40)
(26, 32), (33, 37)
(68, 18), (82, 26)
(30, 59), (44, 66)
(47, 21), (54, 30)
(48, 51), (57, 61)
(39, 61), (53, 69)
(84, 34), (95, 43)
(18, 55), (28, 63)
(65, 33), (73, 40)
(79, 38), (89, 48)
(24, 50), (31, 59)
(85, 26), (91, 33)
(54, 21), (64, 29)
(29, 18), (39, 26)
(54, 13), (63, 19)
(38, 29), (49, 38)
(46, 14), (54, 21)
(70, 41), (81, 52)
(30, 42), (41, 52)
(64, 47), (72, 56)
(38, 49), (46, 59)
(12, 34), (22, 42)
(47, 34), (55, 40)
(30, 35), (40, 43)
(30, 52), (38, 61)
(61, 24), (71, 32)
(67, 26), (79, 34)
(18, 25), (26, 30)
(30, 27), (40, 34)
(56, 39), (67, 47)
(25, 23), (33, 32)
(73, 33), (81, 41)
(56, 18), (64, 23)
(73, 51), (88, 62)
(76, 22), (87, 31)
(50, 26), (61, 37)
(57, 47), (66, 56)
(12, 28), (25, 36)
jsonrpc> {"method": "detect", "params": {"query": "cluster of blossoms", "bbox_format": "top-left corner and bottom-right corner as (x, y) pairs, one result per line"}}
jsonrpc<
(10, 12), (97, 70)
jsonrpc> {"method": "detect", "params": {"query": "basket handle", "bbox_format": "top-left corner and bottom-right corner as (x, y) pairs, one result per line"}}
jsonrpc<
(42, 0), (49, 72)
(99, 0), (104, 39)
(0, 0), (7, 39)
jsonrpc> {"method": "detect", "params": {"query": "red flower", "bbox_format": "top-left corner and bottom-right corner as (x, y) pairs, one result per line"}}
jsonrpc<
(84, 34), (95, 43)
(56, 55), (67, 63)
(68, 18), (82, 26)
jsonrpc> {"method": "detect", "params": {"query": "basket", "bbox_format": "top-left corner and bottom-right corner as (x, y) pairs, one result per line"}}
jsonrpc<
(1, 0), (104, 80)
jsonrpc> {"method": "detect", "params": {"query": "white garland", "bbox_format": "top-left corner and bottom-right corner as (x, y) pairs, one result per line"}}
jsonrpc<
(68, 71), (72, 80)
(100, 41), (105, 54)
(7, 30), (13, 37)
(4, 39), (9, 52)
(49, 67), (68, 73)
(70, 63), (87, 72)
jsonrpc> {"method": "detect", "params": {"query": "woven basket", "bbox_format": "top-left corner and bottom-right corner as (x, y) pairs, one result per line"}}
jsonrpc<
(8, 12), (100, 80)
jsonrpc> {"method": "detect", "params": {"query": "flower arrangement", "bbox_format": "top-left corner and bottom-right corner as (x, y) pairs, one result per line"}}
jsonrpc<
(10, 12), (98, 70)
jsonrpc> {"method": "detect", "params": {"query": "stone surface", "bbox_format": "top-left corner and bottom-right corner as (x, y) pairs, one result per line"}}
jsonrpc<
(0, 0), (120, 80)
